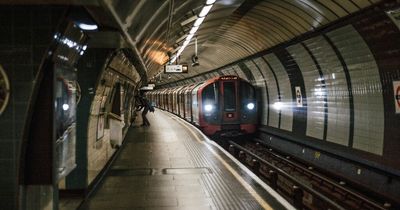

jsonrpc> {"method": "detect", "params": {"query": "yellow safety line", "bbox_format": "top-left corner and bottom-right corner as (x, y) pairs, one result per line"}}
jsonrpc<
(176, 119), (273, 210)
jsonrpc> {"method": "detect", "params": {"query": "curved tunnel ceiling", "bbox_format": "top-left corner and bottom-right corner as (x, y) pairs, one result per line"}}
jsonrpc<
(102, 0), (381, 85)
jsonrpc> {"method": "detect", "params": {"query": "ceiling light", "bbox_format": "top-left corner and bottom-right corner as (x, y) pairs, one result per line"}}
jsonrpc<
(186, 34), (194, 41)
(183, 40), (190, 46)
(199, 4), (213, 17)
(77, 23), (98, 31)
(170, 57), (177, 63)
(168, 0), (215, 64)
(177, 48), (184, 55)
(189, 26), (199, 34)
(194, 17), (205, 27)
(206, 0), (216, 4)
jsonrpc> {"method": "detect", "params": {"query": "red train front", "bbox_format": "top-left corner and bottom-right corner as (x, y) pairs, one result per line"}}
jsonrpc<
(194, 75), (257, 136)
(147, 75), (258, 136)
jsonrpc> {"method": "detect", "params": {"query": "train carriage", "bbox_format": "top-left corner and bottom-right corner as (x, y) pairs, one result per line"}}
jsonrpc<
(147, 75), (257, 136)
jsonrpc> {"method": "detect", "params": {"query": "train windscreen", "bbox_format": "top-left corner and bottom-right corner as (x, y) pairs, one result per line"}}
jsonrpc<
(202, 83), (218, 108)
(223, 82), (236, 111)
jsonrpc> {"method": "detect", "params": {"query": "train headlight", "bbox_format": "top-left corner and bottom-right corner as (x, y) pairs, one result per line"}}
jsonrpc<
(204, 104), (213, 112)
(246, 102), (255, 110)
(62, 104), (70, 111)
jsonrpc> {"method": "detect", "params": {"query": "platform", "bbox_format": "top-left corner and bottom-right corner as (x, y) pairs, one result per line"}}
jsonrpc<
(79, 110), (294, 210)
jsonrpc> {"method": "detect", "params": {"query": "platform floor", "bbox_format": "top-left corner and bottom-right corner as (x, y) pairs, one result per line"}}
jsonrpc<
(79, 110), (293, 210)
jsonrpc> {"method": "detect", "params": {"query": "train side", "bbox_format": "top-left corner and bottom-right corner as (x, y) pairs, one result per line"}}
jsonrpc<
(147, 75), (257, 136)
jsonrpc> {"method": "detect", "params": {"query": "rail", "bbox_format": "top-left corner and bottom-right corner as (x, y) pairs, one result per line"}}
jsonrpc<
(229, 140), (346, 210)
(251, 139), (388, 210)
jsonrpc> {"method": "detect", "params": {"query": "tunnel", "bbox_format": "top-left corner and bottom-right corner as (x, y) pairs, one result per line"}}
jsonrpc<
(0, 0), (399, 209)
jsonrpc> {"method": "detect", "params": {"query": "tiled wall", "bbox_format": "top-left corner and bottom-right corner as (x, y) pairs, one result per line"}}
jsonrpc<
(264, 54), (294, 132)
(303, 36), (351, 146)
(0, 6), (65, 209)
(286, 44), (325, 140)
(86, 51), (140, 185)
(244, 60), (269, 126)
(170, 5), (400, 173)
(65, 48), (113, 189)
(253, 58), (279, 127)
(326, 25), (384, 155)
(352, 7), (400, 168)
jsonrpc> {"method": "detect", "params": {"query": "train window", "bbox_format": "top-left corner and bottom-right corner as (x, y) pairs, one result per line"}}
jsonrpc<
(202, 83), (218, 111)
(224, 82), (236, 111)
(241, 81), (256, 112)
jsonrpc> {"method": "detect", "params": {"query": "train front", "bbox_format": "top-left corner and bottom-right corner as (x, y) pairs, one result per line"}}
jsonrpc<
(200, 76), (257, 136)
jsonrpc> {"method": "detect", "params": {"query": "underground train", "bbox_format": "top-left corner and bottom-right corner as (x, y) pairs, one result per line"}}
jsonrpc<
(147, 75), (258, 136)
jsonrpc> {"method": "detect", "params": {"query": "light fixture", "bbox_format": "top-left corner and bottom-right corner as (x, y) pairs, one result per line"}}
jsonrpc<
(199, 4), (213, 17)
(178, 47), (184, 54)
(183, 40), (190, 47)
(204, 104), (213, 112)
(186, 34), (194, 41)
(62, 104), (70, 111)
(206, 0), (216, 4)
(189, 26), (199, 34)
(170, 55), (177, 63)
(247, 102), (255, 110)
(77, 23), (98, 31)
(169, 0), (216, 63)
(194, 17), (205, 27)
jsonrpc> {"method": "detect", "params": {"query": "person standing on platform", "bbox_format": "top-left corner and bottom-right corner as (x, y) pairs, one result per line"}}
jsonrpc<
(137, 94), (154, 127)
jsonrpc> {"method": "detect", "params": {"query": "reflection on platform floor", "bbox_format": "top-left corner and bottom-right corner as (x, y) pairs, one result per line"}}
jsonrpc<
(79, 110), (290, 210)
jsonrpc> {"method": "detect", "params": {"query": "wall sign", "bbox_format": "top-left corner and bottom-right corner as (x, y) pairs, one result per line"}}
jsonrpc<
(295, 86), (303, 107)
(0, 65), (10, 116)
(394, 81), (400, 114)
(164, 64), (188, 73)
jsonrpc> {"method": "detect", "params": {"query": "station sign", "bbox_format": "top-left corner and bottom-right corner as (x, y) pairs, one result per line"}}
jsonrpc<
(393, 81), (400, 114)
(295, 86), (303, 107)
(164, 64), (188, 73)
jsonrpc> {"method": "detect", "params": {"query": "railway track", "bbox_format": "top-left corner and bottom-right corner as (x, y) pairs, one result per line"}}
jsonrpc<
(216, 137), (396, 210)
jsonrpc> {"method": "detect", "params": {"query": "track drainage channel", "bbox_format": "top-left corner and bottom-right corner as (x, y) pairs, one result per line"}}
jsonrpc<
(108, 167), (212, 176)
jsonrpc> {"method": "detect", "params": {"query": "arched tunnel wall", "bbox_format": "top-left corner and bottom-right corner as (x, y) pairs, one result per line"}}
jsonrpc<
(163, 3), (400, 201)
(0, 6), (67, 209)
(0, 2), (399, 209)
(0, 5), (144, 209)
(81, 49), (141, 187)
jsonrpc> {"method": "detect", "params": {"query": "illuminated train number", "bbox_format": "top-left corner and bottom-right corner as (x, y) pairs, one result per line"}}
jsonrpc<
(220, 76), (238, 80)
